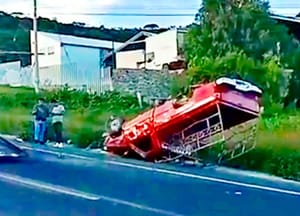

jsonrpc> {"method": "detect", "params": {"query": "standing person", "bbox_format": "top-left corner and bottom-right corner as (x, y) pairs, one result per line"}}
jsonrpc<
(32, 98), (49, 145)
(45, 99), (56, 142)
(50, 99), (65, 148)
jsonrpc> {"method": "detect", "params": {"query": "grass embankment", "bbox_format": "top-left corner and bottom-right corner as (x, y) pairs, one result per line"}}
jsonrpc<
(0, 85), (145, 148)
(0, 85), (299, 180)
(228, 112), (300, 180)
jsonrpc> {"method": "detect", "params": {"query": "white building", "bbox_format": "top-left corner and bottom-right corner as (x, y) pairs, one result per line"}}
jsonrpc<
(104, 28), (187, 71)
(145, 29), (186, 70)
(30, 31), (123, 92)
(114, 31), (156, 69)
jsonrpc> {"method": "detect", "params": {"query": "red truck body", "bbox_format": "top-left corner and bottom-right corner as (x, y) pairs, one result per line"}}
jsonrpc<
(104, 77), (263, 162)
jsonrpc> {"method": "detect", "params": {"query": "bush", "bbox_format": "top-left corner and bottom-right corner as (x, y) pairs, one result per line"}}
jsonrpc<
(0, 85), (147, 148)
(185, 51), (285, 107)
(0, 85), (144, 111)
(170, 73), (190, 97)
(265, 151), (300, 180)
(227, 147), (300, 181)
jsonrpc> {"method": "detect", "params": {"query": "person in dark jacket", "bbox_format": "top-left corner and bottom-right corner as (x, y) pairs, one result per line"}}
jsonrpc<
(32, 98), (49, 145)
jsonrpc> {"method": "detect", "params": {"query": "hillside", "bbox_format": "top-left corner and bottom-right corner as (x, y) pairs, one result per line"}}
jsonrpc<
(0, 11), (168, 66)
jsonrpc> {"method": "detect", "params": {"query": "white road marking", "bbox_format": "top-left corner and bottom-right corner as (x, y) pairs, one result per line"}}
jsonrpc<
(215, 166), (300, 187)
(19, 143), (300, 197)
(0, 172), (100, 201)
(0, 172), (182, 216)
(105, 160), (300, 197)
(93, 196), (183, 216)
(20, 146), (95, 161)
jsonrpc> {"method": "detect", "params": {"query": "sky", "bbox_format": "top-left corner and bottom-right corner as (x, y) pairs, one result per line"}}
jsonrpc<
(1, 0), (300, 28)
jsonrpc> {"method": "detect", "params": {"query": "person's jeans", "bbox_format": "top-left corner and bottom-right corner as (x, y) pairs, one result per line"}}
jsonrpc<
(34, 120), (47, 144)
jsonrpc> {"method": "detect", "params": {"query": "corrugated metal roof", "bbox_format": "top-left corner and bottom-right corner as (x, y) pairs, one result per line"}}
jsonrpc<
(37, 31), (123, 49)
(103, 31), (155, 60)
(271, 15), (300, 24)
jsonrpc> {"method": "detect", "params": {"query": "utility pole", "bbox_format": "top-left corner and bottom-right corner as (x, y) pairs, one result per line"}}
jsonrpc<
(33, 0), (40, 93)
(111, 41), (115, 70)
(110, 41), (115, 91)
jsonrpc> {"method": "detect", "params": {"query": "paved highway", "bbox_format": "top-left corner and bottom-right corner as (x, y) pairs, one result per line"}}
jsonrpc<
(0, 144), (299, 216)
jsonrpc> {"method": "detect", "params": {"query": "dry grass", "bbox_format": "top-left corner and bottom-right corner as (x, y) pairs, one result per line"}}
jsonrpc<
(257, 131), (300, 150)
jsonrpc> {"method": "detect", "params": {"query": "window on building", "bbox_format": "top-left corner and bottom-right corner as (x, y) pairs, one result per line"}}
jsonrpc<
(146, 52), (154, 63)
(48, 46), (55, 55)
(39, 48), (46, 55)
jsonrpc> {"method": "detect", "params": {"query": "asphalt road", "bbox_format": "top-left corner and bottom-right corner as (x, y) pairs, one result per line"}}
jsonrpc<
(0, 145), (300, 216)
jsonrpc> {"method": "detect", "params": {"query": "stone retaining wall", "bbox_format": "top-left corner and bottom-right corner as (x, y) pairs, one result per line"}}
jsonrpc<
(112, 69), (174, 101)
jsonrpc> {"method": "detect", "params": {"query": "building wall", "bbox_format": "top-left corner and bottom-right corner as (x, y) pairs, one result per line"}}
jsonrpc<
(30, 31), (116, 92)
(116, 50), (145, 69)
(145, 29), (178, 70)
(60, 44), (110, 92)
(30, 31), (62, 67)
(30, 31), (62, 86)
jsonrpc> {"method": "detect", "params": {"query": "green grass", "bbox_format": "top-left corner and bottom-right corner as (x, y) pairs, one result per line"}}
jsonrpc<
(225, 112), (300, 180)
(0, 106), (144, 148)
(0, 85), (146, 148)
(0, 85), (300, 180)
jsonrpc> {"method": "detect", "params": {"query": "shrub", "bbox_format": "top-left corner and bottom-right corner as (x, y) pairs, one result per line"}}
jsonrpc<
(185, 51), (285, 107)
(264, 151), (300, 180)
(0, 85), (144, 111)
(0, 85), (147, 148)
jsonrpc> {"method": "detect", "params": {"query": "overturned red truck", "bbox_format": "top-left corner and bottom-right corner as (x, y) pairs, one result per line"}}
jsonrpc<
(103, 77), (263, 164)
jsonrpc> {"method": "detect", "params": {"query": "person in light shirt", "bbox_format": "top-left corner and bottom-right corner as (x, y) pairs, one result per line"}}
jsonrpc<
(50, 99), (65, 148)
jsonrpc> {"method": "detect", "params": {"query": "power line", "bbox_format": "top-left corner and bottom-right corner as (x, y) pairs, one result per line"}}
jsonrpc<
(43, 12), (196, 17)
(7, 12), (300, 21)
(40, 4), (300, 11)
(36, 4), (300, 10)
(8, 7), (300, 18)
(38, 6), (200, 10)
(39, 11), (300, 17)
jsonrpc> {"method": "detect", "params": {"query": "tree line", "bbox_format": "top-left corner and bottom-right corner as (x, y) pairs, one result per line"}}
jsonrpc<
(184, 0), (300, 109)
